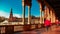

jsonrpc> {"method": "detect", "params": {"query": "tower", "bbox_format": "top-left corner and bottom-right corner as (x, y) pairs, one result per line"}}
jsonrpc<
(9, 8), (13, 22)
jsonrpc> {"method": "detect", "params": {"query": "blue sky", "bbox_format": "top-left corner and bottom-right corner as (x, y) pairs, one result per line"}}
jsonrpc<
(0, 0), (41, 18)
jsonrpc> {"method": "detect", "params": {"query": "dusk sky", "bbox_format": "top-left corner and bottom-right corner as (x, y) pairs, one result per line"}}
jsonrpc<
(0, 0), (42, 18)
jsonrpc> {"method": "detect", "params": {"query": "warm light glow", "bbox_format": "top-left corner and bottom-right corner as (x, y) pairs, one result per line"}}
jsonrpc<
(50, 10), (52, 23)
(52, 12), (56, 23)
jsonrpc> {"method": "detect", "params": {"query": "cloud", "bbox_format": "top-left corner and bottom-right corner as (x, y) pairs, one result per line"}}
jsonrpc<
(0, 10), (22, 18)
(13, 14), (22, 18)
(0, 11), (9, 18)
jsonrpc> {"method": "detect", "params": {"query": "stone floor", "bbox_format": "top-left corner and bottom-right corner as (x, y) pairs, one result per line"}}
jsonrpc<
(14, 25), (60, 34)
(1, 25), (60, 34)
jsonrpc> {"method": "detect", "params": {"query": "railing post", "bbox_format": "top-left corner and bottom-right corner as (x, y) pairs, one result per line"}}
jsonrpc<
(5, 26), (14, 34)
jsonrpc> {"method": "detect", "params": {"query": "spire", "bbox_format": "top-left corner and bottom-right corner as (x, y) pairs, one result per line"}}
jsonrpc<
(10, 8), (13, 18)
(10, 8), (13, 15)
(9, 8), (13, 22)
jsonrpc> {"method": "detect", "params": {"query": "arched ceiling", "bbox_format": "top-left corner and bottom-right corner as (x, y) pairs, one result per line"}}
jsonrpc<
(45, 0), (60, 19)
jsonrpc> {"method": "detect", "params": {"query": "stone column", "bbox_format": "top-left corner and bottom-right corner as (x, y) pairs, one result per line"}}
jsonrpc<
(22, 0), (25, 25)
(39, 3), (42, 24)
(28, 6), (31, 24)
(50, 9), (53, 23)
(42, 11), (44, 24)
(44, 6), (47, 19)
(46, 6), (50, 20)
(52, 11), (56, 23)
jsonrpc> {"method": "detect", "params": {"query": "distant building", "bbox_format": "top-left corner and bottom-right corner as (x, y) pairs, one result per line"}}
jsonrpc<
(0, 16), (5, 22)
(8, 8), (22, 22)
(8, 8), (13, 22)
(31, 17), (40, 24)
(8, 8), (40, 24)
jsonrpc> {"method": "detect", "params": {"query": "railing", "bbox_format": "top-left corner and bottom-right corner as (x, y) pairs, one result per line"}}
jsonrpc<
(0, 24), (41, 34)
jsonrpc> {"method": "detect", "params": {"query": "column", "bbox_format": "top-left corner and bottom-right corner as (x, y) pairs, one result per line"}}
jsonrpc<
(44, 6), (47, 19)
(28, 6), (31, 24)
(22, 0), (25, 24)
(52, 12), (56, 23)
(42, 11), (44, 24)
(50, 9), (53, 23)
(46, 6), (50, 20)
(40, 3), (42, 24)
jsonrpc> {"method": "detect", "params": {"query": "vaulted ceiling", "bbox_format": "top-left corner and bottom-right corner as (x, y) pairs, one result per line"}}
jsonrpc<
(45, 0), (60, 19)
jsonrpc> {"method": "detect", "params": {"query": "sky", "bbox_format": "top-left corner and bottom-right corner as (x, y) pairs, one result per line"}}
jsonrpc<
(0, 0), (41, 18)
